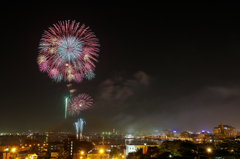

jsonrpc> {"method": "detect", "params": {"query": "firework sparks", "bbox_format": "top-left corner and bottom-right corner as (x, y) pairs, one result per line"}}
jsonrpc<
(37, 20), (99, 83)
(67, 93), (93, 116)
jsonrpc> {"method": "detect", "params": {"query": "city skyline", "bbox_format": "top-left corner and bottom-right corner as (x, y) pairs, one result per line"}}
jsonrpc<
(2, 2), (240, 132)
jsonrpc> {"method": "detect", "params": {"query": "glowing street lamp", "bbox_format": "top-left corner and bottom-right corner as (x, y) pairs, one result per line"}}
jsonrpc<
(80, 151), (84, 159)
(144, 143), (147, 159)
(11, 148), (16, 152)
(207, 148), (211, 158)
(99, 149), (104, 159)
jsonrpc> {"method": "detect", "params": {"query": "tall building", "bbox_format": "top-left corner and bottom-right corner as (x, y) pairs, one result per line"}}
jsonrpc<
(180, 131), (190, 138)
(63, 135), (75, 157)
(172, 131), (180, 138)
(213, 124), (237, 137)
(162, 130), (170, 137)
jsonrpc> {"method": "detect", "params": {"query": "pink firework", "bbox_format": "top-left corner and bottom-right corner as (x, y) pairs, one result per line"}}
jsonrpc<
(67, 93), (93, 116)
(37, 20), (99, 83)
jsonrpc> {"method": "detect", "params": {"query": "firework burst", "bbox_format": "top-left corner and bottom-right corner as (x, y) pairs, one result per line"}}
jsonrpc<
(37, 20), (99, 83)
(67, 93), (93, 116)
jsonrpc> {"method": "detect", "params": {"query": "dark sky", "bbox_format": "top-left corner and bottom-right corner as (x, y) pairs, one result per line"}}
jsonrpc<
(2, 2), (240, 133)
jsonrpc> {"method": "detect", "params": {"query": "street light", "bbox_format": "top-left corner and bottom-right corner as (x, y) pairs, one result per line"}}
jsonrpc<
(11, 148), (16, 159)
(99, 149), (104, 159)
(144, 143), (147, 159)
(80, 151), (84, 159)
(207, 148), (211, 158)
(11, 148), (16, 152)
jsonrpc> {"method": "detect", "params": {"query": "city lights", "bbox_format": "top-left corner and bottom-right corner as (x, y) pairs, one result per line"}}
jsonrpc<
(207, 148), (211, 152)
(11, 148), (16, 152)
(207, 148), (211, 158)
(3, 2), (240, 159)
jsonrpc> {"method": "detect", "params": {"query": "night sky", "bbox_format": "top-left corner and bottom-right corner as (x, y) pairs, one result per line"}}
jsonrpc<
(2, 2), (240, 133)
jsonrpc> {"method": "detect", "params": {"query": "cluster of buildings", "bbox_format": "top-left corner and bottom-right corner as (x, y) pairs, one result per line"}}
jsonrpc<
(0, 132), (120, 159)
(159, 124), (239, 144)
(0, 124), (239, 159)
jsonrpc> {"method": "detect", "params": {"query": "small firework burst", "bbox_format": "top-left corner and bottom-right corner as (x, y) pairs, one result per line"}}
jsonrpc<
(67, 93), (93, 116)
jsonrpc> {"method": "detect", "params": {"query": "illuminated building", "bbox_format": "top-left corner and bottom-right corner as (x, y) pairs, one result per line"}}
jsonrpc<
(73, 151), (86, 159)
(87, 150), (110, 159)
(237, 131), (240, 136)
(180, 131), (190, 138)
(94, 144), (124, 153)
(191, 133), (205, 144)
(213, 124), (237, 137)
(172, 131), (180, 138)
(26, 153), (38, 159)
(63, 135), (75, 157)
(125, 143), (159, 156)
(162, 129), (170, 137)
(125, 134), (135, 139)
(48, 141), (63, 152)
(162, 129), (177, 138)
(51, 152), (59, 158)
